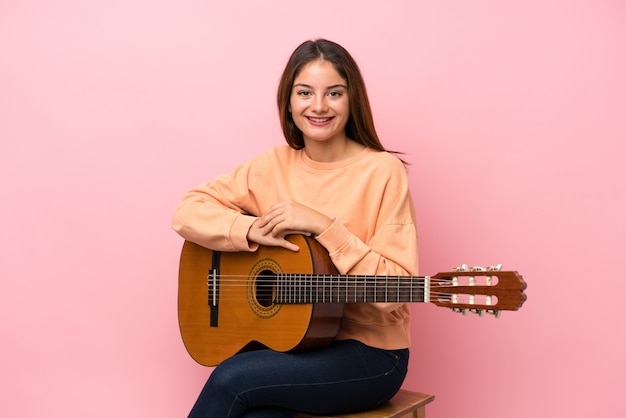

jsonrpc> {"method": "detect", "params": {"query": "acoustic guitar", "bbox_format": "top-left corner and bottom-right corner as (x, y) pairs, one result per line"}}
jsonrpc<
(178, 234), (526, 366)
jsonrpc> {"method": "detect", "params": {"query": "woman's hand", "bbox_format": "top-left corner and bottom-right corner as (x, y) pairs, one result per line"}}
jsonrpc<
(247, 201), (333, 251)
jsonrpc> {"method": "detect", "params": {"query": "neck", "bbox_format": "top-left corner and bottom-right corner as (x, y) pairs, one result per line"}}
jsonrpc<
(274, 272), (427, 304)
(303, 138), (365, 163)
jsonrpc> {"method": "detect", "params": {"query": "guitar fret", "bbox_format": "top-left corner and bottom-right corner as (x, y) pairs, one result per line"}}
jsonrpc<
(372, 277), (377, 303)
(340, 275), (344, 302)
(304, 274), (308, 303)
(360, 275), (366, 302)
(336, 275), (340, 303)
(339, 275), (343, 303)
(326, 274), (333, 303)
(297, 273), (301, 303)
(326, 275), (331, 303)
(396, 276), (400, 302)
(385, 276), (388, 302)
(337, 275), (341, 302)
(344, 275), (351, 302)
(326, 274), (330, 303)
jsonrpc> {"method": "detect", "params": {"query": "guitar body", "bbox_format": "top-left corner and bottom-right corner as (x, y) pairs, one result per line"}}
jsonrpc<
(178, 235), (344, 367)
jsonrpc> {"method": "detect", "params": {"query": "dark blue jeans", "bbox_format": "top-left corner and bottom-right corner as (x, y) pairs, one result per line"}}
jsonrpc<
(188, 339), (409, 418)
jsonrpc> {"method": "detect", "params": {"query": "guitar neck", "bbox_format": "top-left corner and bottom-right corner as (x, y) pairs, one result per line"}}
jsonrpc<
(274, 274), (428, 304)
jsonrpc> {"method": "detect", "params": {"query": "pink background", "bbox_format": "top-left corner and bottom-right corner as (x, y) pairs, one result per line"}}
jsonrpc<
(1, 1), (625, 417)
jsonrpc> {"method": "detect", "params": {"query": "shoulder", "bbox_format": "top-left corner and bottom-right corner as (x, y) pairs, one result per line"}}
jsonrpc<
(240, 145), (299, 171)
(251, 145), (298, 163)
(360, 150), (408, 177)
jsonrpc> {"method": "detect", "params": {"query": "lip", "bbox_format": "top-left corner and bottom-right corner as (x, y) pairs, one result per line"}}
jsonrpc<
(306, 116), (334, 126)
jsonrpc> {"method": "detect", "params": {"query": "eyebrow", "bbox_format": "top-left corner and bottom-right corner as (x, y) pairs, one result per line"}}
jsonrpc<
(292, 83), (348, 90)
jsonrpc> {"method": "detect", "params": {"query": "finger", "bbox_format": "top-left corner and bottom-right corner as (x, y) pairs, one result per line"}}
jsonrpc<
(280, 240), (300, 252)
(258, 206), (285, 229)
(257, 211), (278, 228)
(264, 217), (289, 237)
(256, 217), (269, 228)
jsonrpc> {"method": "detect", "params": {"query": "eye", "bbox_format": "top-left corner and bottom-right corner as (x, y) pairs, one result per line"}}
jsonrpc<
(297, 90), (312, 97)
(328, 90), (345, 98)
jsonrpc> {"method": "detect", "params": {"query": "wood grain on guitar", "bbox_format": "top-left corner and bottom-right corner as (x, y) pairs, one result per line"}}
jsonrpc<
(178, 234), (527, 366)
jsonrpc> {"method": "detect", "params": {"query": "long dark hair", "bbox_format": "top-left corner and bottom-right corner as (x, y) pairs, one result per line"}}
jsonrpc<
(277, 39), (389, 153)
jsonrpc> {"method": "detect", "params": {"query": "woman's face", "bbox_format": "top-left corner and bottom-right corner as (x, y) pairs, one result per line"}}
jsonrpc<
(289, 59), (350, 147)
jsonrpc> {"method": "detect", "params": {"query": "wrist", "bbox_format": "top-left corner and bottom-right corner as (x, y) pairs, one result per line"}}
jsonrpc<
(314, 216), (335, 237)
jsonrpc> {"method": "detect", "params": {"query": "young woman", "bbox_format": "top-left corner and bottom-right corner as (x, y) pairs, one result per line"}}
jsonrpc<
(173, 39), (419, 418)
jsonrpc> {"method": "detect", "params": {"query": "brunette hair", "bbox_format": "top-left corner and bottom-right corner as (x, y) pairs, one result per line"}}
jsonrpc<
(277, 39), (388, 152)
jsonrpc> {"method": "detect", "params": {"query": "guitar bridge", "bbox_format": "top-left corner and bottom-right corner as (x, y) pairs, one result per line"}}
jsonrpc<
(207, 251), (221, 327)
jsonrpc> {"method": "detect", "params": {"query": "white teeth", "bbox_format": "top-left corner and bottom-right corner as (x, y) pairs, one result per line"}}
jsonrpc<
(309, 117), (330, 122)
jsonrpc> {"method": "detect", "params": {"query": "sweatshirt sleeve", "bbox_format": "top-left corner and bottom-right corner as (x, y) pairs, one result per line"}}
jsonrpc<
(171, 157), (269, 252)
(314, 157), (419, 312)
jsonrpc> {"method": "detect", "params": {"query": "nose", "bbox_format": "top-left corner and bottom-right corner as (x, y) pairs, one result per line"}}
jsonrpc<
(311, 95), (328, 113)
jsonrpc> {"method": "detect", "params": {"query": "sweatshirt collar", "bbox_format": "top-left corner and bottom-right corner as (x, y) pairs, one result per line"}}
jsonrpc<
(299, 147), (371, 171)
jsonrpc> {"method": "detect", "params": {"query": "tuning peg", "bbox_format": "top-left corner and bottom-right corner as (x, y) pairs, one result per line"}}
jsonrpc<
(487, 264), (503, 271)
(469, 309), (484, 317)
(486, 309), (501, 318)
(451, 307), (467, 316)
(453, 264), (469, 272)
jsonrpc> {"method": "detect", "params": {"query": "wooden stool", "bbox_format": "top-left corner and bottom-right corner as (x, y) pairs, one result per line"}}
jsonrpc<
(296, 390), (435, 418)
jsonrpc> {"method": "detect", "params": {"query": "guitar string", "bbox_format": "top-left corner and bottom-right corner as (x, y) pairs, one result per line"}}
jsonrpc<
(196, 273), (487, 283)
(194, 274), (500, 305)
(192, 293), (498, 308)
(196, 275), (498, 289)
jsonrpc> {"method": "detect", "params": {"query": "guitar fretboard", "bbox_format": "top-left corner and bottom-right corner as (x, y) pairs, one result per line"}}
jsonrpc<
(274, 274), (427, 304)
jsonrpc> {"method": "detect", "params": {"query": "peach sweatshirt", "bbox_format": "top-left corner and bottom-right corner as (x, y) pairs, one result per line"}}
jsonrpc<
(172, 145), (419, 349)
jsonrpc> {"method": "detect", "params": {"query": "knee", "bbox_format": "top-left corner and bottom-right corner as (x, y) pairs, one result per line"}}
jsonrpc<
(205, 359), (249, 397)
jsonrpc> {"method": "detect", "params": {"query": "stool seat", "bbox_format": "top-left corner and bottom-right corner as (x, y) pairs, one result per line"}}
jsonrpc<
(296, 389), (435, 418)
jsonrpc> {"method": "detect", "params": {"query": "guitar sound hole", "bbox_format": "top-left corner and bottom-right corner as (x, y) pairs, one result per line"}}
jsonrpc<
(256, 270), (276, 307)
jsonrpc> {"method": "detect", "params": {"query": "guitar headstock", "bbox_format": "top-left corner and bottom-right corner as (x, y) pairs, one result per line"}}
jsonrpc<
(429, 264), (527, 317)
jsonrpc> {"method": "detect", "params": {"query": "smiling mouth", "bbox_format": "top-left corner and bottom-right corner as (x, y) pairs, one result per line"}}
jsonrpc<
(306, 116), (333, 123)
